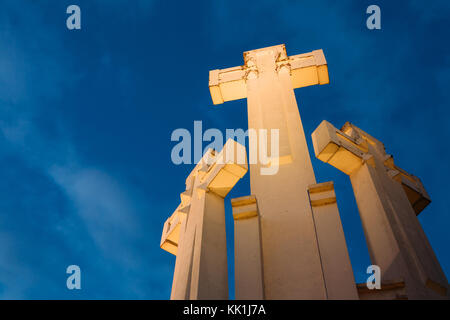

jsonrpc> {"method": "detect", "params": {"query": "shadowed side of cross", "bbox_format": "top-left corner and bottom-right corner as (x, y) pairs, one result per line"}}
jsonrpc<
(160, 139), (248, 300)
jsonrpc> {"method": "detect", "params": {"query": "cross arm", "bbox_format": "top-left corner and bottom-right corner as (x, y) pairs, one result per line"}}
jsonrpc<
(311, 120), (431, 215)
(160, 139), (248, 255)
(311, 120), (368, 175)
(197, 138), (248, 197)
(209, 48), (329, 105)
(160, 205), (187, 255)
(384, 156), (431, 215)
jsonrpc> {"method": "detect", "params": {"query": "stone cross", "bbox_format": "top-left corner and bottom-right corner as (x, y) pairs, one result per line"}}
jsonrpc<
(312, 120), (449, 299)
(160, 139), (248, 299)
(209, 45), (357, 299)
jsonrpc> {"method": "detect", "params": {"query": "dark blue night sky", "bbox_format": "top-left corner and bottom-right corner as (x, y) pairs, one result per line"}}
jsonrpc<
(0, 0), (449, 299)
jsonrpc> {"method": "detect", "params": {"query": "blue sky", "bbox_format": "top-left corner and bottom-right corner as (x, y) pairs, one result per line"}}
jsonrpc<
(0, 0), (449, 299)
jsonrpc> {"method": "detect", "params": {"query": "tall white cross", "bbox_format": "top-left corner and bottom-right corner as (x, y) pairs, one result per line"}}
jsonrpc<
(209, 45), (357, 299)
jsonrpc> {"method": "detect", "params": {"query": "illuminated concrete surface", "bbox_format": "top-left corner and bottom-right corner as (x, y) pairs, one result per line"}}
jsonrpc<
(161, 139), (248, 299)
(210, 45), (356, 299)
(231, 195), (264, 300)
(308, 181), (359, 300)
(312, 121), (449, 299)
